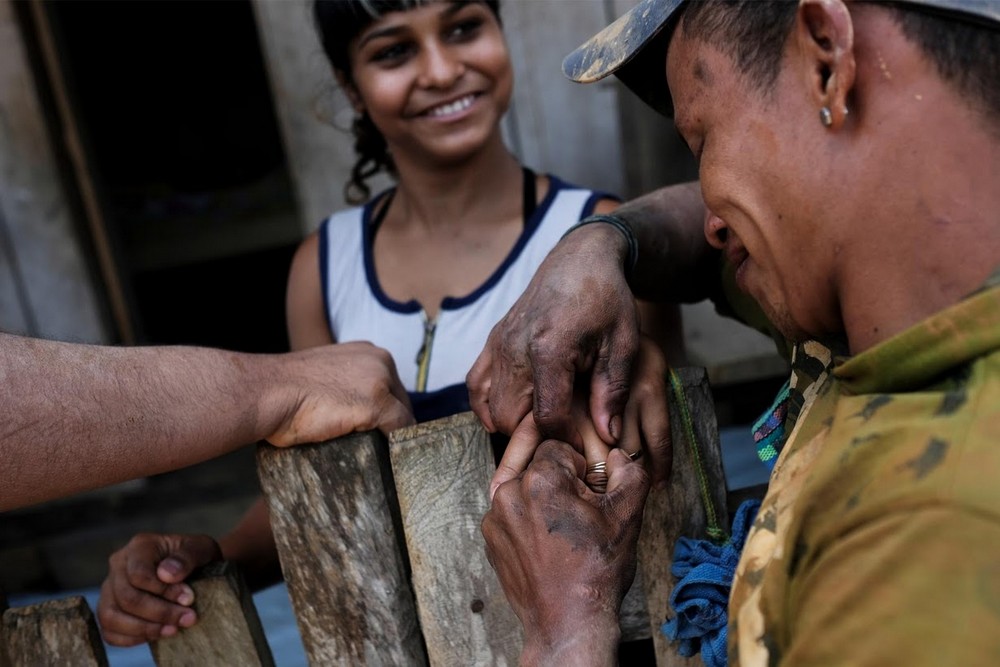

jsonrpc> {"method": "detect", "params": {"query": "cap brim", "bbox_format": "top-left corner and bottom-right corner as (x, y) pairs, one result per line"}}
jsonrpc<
(563, 0), (1000, 118)
(562, 0), (685, 117)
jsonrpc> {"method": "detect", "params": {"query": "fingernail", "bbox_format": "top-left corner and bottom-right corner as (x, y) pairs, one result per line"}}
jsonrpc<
(159, 558), (184, 577)
(160, 625), (178, 638)
(177, 586), (194, 606)
(609, 415), (621, 441)
(179, 611), (197, 628)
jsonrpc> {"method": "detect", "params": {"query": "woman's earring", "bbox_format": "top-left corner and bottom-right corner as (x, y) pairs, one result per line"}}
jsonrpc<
(819, 107), (833, 127)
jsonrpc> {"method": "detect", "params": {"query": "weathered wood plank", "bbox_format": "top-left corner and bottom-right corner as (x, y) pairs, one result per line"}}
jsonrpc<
(2, 596), (108, 667)
(500, 0), (626, 194)
(388, 412), (522, 665)
(257, 432), (426, 666)
(0, 0), (110, 342)
(638, 367), (729, 667)
(620, 568), (652, 642)
(150, 561), (273, 667)
(250, 0), (383, 233)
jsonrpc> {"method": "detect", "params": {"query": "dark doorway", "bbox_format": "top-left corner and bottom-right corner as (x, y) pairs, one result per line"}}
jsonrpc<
(46, 0), (301, 352)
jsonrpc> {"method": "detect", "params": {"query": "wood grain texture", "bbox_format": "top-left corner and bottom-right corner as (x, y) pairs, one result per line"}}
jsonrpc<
(2, 596), (108, 667)
(257, 432), (426, 666)
(619, 568), (652, 641)
(388, 412), (522, 665)
(250, 0), (378, 232)
(638, 367), (729, 667)
(150, 561), (274, 667)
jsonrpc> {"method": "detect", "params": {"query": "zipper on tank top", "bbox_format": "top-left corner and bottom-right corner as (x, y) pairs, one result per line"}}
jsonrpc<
(415, 309), (437, 392)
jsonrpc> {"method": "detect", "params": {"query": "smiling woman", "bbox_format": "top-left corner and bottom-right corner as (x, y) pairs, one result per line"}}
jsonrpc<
(94, 0), (680, 657)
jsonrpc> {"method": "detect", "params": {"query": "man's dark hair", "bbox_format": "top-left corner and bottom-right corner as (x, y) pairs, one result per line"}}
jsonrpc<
(883, 2), (1000, 125)
(677, 0), (1000, 125)
(677, 1), (798, 98)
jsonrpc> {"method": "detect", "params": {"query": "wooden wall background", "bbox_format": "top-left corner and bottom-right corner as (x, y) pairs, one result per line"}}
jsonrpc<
(0, 0), (109, 343)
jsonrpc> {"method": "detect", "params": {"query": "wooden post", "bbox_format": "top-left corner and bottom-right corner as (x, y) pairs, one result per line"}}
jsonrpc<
(256, 432), (426, 666)
(150, 562), (274, 667)
(2, 596), (108, 667)
(639, 367), (729, 666)
(388, 412), (522, 665)
(0, 0), (111, 342)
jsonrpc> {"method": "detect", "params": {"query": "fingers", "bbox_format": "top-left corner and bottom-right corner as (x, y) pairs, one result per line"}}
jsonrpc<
(615, 394), (644, 485)
(97, 534), (221, 646)
(153, 535), (223, 583)
(490, 412), (543, 501)
(374, 394), (417, 435)
(530, 351), (578, 445)
(467, 348), (497, 432)
(364, 344), (416, 435)
(98, 577), (197, 646)
(639, 393), (672, 488)
(603, 448), (651, 527)
(578, 409), (612, 493)
(589, 322), (639, 445)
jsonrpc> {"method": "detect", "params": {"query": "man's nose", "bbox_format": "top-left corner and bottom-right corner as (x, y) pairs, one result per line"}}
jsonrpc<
(417, 42), (464, 89)
(704, 211), (728, 249)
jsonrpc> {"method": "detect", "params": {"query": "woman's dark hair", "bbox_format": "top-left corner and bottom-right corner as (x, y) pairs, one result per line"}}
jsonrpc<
(314, 0), (502, 203)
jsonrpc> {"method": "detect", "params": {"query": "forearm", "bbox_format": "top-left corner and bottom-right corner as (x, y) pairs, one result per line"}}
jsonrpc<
(0, 334), (290, 511)
(520, 617), (621, 667)
(613, 180), (718, 303)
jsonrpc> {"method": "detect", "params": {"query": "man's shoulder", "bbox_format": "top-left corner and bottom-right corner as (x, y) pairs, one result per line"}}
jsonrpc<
(804, 351), (1000, 535)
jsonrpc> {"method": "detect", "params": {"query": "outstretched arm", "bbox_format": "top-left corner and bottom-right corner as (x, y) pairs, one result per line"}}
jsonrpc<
(0, 334), (413, 511)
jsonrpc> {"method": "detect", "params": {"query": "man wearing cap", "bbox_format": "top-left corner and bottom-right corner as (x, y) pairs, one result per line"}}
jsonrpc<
(478, 0), (1000, 664)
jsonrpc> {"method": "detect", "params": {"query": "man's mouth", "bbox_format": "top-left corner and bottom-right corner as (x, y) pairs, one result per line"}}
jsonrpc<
(423, 93), (478, 118)
(727, 245), (751, 290)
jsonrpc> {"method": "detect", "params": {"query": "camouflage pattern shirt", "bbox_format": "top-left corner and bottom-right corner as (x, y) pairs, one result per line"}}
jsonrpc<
(729, 270), (1000, 666)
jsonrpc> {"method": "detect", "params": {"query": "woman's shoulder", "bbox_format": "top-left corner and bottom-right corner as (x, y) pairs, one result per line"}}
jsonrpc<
(539, 173), (621, 218)
(320, 187), (396, 229)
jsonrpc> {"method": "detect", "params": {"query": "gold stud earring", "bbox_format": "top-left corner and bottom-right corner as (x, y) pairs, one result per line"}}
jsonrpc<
(820, 107), (833, 127)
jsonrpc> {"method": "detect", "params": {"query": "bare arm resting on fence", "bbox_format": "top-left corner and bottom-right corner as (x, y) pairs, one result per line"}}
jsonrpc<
(0, 334), (414, 511)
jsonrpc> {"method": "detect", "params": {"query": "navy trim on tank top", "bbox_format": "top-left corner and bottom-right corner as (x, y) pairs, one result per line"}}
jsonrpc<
(361, 189), (423, 314)
(408, 383), (471, 423)
(360, 173), (570, 314)
(440, 173), (566, 310)
(318, 218), (335, 334)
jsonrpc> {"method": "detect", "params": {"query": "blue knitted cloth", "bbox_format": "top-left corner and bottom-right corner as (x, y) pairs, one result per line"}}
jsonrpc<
(661, 499), (761, 667)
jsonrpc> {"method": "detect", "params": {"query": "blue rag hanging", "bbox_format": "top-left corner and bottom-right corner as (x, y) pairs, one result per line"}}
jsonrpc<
(661, 499), (761, 667)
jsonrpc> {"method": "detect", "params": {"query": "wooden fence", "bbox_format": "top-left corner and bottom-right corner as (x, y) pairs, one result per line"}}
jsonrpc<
(1, 367), (727, 666)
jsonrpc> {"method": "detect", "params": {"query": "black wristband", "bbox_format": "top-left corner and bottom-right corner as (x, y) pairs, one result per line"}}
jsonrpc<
(561, 214), (639, 284)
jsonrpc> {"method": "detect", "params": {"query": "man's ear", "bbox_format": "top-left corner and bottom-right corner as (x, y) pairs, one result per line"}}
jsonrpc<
(334, 70), (365, 115)
(796, 0), (855, 129)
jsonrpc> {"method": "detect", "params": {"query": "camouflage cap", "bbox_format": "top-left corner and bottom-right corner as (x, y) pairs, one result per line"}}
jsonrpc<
(563, 0), (1000, 117)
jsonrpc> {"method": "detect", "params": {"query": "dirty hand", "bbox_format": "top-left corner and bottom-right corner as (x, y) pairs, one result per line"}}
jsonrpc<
(468, 223), (639, 448)
(97, 533), (222, 646)
(488, 335), (671, 498)
(483, 442), (650, 665)
(263, 341), (415, 447)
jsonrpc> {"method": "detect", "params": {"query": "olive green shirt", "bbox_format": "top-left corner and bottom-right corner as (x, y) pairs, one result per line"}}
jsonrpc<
(729, 272), (1000, 666)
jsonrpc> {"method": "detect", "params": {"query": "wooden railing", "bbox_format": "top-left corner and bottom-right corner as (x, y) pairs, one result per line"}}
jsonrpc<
(1, 367), (726, 666)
